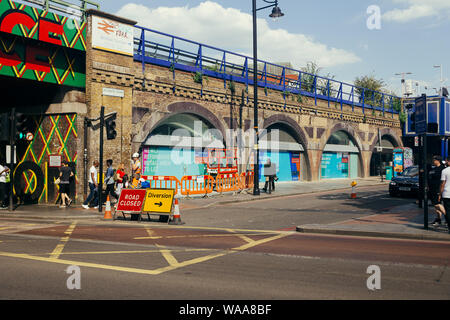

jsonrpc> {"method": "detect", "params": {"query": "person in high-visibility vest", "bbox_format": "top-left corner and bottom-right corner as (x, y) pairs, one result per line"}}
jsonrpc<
(0, 162), (10, 208)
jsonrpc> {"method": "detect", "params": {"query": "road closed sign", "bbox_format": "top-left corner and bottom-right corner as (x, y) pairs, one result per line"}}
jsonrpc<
(142, 189), (175, 214)
(116, 189), (147, 212)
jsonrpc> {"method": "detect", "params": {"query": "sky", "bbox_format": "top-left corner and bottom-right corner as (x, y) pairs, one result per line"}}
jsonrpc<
(97, 0), (450, 96)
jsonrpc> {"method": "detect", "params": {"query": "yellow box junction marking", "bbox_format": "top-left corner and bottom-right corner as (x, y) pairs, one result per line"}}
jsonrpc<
(49, 221), (77, 259)
(142, 189), (174, 214)
(0, 225), (291, 276)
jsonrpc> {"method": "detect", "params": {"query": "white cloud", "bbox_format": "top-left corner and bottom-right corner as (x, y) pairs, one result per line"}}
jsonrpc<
(383, 0), (450, 23)
(116, 1), (360, 69)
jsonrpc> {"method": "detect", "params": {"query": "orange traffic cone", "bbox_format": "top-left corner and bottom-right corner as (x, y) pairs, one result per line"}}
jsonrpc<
(169, 198), (185, 225)
(102, 195), (113, 220)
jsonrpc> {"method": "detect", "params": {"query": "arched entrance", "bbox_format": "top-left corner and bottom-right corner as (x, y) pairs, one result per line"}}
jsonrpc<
(259, 122), (307, 182)
(141, 113), (224, 180)
(320, 130), (362, 179)
(370, 134), (398, 176)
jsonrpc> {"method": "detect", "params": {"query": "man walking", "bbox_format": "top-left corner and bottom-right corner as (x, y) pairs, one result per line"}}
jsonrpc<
(105, 159), (118, 203)
(429, 156), (446, 226)
(438, 157), (450, 233)
(82, 160), (99, 209)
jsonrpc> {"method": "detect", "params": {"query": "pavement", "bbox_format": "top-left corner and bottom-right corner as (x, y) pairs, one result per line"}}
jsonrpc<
(1, 176), (449, 242)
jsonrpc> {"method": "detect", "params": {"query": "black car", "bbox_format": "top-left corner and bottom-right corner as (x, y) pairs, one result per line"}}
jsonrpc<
(389, 165), (419, 197)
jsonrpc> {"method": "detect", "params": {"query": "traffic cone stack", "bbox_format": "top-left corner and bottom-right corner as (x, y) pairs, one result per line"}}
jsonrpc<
(169, 198), (185, 225)
(102, 195), (113, 220)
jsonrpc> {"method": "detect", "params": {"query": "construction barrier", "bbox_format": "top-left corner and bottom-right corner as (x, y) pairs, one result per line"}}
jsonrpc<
(216, 173), (240, 193)
(180, 175), (215, 197)
(141, 175), (181, 194)
(239, 171), (255, 190)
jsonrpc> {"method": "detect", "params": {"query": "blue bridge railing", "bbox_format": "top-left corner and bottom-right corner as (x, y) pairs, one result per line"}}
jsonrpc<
(134, 25), (400, 118)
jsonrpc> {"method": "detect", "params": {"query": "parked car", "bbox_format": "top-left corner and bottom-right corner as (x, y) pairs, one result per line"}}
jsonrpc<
(389, 165), (419, 197)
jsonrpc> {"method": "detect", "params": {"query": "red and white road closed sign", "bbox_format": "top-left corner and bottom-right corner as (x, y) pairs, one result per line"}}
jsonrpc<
(116, 189), (147, 212)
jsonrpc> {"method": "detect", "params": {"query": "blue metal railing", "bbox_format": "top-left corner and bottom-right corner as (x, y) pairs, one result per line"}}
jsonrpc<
(134, 25), (400, 117)
(16, 0), (99, 20)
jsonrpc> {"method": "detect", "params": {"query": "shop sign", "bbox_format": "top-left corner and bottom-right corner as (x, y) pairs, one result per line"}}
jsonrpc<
(0, 0), (87, 51)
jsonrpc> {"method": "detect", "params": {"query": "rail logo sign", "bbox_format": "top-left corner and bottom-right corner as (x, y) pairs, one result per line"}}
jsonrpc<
(116, 189), (147, 212)
(142, 189), (175, 214)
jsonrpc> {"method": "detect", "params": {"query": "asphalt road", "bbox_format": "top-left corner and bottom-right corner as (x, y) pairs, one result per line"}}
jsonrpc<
(177, 184), (415, 230)
(0, 185), (448, 300)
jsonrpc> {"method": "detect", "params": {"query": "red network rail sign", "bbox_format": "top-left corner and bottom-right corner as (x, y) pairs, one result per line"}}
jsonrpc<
(116, 189), (147, 212)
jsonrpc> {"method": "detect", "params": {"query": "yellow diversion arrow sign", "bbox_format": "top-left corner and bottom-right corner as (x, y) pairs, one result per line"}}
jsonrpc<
(142, 189), (175, 214)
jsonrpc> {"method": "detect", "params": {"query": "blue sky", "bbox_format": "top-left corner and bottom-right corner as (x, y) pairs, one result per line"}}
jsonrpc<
(99, 0), (450, 96)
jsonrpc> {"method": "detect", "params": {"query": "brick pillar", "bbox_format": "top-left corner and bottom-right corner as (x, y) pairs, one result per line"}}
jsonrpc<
(84, 10), (136, 193)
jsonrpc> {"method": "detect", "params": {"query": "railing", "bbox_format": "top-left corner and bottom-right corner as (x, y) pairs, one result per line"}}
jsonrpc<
(134, 25), (400, 118)
(16, 0), (99, 20)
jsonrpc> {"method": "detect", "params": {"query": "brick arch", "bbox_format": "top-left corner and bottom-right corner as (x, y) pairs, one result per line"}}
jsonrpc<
(320, 122), (365, 178)
(320, 122), (364, 153)
(135, 101), (228, 144)
(368, 128), (403, 151)
(262, 114), (312, 181)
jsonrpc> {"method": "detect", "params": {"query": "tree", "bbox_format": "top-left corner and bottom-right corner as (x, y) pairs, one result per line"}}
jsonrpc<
(301, 61), (336, 96)
(354, 74), (386, 108)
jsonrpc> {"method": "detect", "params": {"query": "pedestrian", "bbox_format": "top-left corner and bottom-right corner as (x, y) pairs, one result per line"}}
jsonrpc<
(115, 163), (126, 196)
(122, 174), (131, 189)
(58, 160), (74, 208)
(262, 158), (276, 193)
(438, 157), (450, 233)
(429, 156), (446, 226)
(132, 153), (141, 177)
(82, 160), (99, 209)
(105, 159), (118, 202)
(0, 160), (10, 209)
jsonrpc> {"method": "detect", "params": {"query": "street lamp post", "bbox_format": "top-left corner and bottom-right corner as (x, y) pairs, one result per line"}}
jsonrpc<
(252, 0), (284, 196)
(433, 65), (443, 96)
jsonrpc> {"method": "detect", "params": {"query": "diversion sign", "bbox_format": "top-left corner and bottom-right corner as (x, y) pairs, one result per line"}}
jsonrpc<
(142, 189), (175, 214)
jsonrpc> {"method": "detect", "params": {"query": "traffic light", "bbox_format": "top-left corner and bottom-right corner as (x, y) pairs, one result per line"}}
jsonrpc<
(105, 114), (117, 140)
(15, 113), (29, 140)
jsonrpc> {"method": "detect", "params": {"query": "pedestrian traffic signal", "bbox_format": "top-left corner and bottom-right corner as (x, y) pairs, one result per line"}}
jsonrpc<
(15, 113), (29, 140)
(105, 114), (117, 140)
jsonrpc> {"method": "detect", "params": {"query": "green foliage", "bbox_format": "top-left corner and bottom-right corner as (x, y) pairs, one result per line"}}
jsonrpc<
(193, 71), (207, 84)
(228, 81), (236, 95)
(300, 61), (336, 96)
(354, 74), (386, 108)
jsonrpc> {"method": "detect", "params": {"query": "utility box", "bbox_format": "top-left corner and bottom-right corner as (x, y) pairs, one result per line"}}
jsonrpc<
(385, 166), (393, 181)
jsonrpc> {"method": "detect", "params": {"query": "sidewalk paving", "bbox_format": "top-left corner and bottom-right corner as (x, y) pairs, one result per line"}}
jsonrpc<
(1, 177), (449, 242)
(297, 202), (450, 242)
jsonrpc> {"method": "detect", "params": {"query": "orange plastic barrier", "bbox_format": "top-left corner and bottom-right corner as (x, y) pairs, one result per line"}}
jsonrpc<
(180, 175), (215, 196)
(239, 171), (254, 190)
(141, 175), (181, 194)
(216, 173), (240, 193)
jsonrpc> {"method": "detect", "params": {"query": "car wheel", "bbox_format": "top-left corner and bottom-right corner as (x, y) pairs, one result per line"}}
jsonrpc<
(389, 191), (397, 197)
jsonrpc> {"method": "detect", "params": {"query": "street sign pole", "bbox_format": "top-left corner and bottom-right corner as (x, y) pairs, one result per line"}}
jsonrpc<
(98, 106), (104, 213)
(415, 94), (427, 215)
(423, 133), (428, 229)
(9, 108), (15, 212)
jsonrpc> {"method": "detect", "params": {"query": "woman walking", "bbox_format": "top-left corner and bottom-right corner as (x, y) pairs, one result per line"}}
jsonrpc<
(59, 160), (74, 208)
